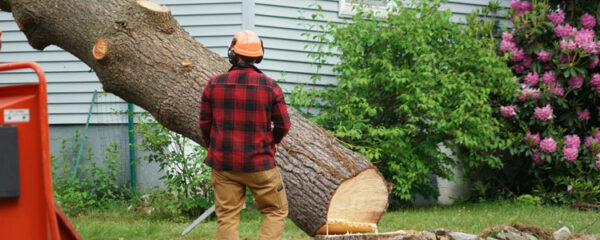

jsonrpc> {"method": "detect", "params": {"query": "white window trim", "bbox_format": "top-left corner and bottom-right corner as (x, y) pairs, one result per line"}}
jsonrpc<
(338, 0), (398, 18)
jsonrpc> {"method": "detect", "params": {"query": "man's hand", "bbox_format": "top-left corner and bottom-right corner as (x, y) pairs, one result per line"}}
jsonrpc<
(274, 144), (278, 150)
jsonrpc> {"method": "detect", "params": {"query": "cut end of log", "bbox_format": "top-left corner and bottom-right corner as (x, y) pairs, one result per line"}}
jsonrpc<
(92, 38), (110, 60)
(137, 0), (170, 13)
(315, 168), (389, 235)
(317, 219), (377, 234)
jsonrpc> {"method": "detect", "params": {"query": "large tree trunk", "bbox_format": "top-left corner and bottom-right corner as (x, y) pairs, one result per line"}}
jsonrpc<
(0, 0), (389, 236)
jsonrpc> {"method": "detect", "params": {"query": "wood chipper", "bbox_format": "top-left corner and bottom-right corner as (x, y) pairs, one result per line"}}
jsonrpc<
(0, 30), (81, 240)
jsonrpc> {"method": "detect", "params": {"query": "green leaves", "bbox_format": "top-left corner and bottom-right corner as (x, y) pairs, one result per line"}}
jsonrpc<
(133, 112), (213, 219)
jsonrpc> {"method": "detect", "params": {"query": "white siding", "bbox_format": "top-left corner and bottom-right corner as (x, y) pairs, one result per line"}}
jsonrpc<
(0, 0), (242, 124)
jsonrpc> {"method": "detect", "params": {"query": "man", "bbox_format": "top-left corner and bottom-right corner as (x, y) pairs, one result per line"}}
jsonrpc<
(199, 30), (291, 240)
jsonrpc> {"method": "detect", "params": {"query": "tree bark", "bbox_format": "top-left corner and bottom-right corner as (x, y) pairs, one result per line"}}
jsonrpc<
(0, 0), (389, 236)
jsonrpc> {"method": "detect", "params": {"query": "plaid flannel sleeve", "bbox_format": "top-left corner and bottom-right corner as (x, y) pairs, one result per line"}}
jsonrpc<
(199, 81), (213, 146)
(271, 83), (290, 143)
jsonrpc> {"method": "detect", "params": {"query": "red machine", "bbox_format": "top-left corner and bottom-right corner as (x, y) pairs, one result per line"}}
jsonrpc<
(0, 31), (81, 240)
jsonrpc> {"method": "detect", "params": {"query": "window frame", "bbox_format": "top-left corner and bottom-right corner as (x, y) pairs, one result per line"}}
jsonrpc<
(338, 0), (397, 18)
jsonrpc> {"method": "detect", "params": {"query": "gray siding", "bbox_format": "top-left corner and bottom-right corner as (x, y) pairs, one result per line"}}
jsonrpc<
(0, 0), (242, 124)
(256, 0), (340, 93)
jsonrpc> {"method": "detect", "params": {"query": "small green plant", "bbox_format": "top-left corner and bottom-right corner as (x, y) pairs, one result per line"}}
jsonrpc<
(133, 112), (213, 219)
(517, 194), (542, 206)
(51, 130), (130, 216)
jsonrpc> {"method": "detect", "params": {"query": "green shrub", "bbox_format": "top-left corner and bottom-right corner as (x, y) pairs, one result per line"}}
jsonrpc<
(516, 194), (542, 206)
(133, 112), (213, 219)
(51, 130), (130, 216)
(292, 0), (515, 201)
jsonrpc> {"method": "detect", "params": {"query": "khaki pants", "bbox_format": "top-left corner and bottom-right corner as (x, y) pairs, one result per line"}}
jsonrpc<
(212, 168), (288, 240)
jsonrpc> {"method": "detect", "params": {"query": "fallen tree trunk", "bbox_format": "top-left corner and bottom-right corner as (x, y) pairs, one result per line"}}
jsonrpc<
(0, 0), (389, 235)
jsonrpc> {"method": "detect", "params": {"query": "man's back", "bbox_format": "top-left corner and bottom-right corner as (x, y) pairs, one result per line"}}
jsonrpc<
(199, 64), (290, 172)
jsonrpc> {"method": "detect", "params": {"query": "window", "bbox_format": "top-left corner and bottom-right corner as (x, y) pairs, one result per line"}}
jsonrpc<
(338, 0), (396, 17)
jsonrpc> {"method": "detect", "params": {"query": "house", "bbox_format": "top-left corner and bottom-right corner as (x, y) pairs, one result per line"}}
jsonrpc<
(0, 0), (510, 192)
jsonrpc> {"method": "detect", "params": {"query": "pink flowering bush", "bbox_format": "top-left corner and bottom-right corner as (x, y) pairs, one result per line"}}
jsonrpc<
(499, 1), (600, 204)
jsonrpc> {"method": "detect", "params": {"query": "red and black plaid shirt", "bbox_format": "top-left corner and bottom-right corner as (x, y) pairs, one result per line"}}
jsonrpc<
(199, 64), (291, 172)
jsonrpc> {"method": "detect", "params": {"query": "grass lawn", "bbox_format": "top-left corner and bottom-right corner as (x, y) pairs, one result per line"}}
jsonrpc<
(71, 200), (599, 240)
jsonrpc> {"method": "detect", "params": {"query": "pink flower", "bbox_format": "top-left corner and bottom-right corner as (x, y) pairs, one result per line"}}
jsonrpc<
(532, 151), (544, 164)
(534, 104), (553, 121)
(576, 108), (590, 121)
(581, 41), (598, 54)
(596, 154), (600, 170)
(567, 185), (573, 192)
(523, 55), (533, 68)
(519, 1), (532, 12)
(512, 48), (525, 62)
(549, 83), (565, 96)
(537, 49), (552, 62)
(526, 131), (541, 146)
(581, 13), (596, 29)
(543, 71), (556, 85)
(568, 75), (583, 89)
(589, 57), (599, 69)
(513, 64), (526, 74)
(591, 74), (600, 87)
(525, 72), (539, 86)
(575, 29), (595, 47)
(520, 87), (540, 100)
(559, 54), (571, 63)
(565, 134), (581, 148)
(500, 105), (517, 118)
(548, 83), (565, 97)
(510, 0), (531, 17)
(510, 0), (521, 9)
(500, 40), (517, 53)
(560, 39), (576, 51)
(555, 24), (574, 38)
(562, 147), (578, 162)
(585, 136), (599, 150)
(540, 137), (557, 153)
(567, 40), (577, 50)
(548, 9), (565, 25)
(502, 32), (515, 42)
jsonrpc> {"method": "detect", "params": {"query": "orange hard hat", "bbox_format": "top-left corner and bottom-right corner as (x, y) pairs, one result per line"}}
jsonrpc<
(231, 30), (263, 57)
